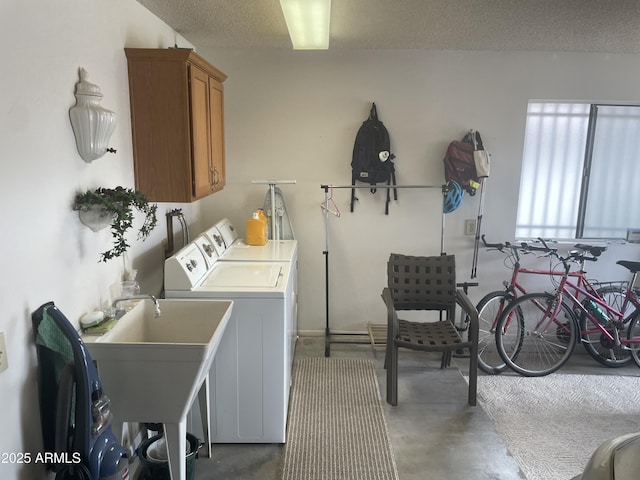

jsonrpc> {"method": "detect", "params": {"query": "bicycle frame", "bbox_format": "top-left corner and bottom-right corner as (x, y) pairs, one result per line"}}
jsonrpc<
(554, 271), (640, 349)
(489, 258), (587, 333)
(490, 247), (632, 349)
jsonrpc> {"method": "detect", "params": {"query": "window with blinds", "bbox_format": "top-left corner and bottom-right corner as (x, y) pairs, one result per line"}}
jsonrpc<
(516, 102), (640, 240)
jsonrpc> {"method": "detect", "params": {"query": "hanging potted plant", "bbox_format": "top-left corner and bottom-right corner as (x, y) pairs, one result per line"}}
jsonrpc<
(72, 186), (158, 262)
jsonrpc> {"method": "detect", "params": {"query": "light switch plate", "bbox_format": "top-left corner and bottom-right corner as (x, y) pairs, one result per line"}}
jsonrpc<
(465, 219), (477, 236)
(0, 332), (7, 373)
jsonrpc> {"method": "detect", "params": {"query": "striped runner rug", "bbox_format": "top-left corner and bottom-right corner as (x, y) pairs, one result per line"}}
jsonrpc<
(282, 357), (399, 480)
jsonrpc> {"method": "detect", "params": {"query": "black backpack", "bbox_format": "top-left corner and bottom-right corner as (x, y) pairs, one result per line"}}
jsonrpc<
(350, 103), (397, 214)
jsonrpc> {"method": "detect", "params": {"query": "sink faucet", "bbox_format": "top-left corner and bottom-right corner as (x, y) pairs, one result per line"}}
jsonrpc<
(111, 294), (162, 319)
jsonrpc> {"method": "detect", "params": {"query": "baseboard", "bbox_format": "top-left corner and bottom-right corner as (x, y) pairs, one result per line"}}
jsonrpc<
(298, 329), (369, 337)
(297, 330), (325, 337)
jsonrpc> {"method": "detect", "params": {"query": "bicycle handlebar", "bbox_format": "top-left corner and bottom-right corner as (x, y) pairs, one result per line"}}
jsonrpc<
(481, 236), (602, 268)
(481, 235), (533, 251)
(481, 236), (558, 261)
(522, 242), (555, 253)
(481, 235), (510, 250)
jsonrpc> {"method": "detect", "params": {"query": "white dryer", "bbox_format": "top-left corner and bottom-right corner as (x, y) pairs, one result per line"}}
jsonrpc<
(164, 235), (296, 444)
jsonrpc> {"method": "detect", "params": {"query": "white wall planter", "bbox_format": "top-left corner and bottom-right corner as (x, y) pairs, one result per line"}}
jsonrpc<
(78, 205), (114, 232)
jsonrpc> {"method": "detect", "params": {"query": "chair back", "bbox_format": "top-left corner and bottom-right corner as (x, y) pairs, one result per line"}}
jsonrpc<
(387, 254), (456, 311)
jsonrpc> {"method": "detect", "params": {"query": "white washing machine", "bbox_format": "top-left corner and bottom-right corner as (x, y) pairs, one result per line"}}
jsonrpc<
(193, 218), (299, 363)
(164, 235), (296, 443)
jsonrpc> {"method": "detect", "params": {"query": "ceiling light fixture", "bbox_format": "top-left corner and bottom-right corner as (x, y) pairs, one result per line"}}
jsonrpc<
(279, 0), (331, 50)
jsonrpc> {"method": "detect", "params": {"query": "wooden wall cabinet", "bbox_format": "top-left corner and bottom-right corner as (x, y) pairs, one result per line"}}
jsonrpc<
(125, 48), (227, 202)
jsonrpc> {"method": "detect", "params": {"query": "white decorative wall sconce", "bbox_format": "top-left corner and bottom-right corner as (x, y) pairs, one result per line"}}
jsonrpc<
(69, 68), (117, 162)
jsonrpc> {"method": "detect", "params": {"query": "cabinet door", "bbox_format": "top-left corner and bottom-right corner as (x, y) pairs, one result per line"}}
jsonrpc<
(126, 48), (226, 202)
(189, 65), (213, 199)
(209, 77), (225, 193)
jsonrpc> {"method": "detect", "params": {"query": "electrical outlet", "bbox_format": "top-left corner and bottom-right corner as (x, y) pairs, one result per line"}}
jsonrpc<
(464, 219), (477, 236)
(0, 332), (7, 373)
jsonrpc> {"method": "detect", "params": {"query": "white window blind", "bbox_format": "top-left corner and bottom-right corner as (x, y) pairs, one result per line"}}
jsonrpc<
(516, 102), (640, 240)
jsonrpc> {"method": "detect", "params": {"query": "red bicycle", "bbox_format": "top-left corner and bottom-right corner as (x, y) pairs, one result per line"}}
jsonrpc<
(476, 237), (630, 374)
(494, 243), (639, 376)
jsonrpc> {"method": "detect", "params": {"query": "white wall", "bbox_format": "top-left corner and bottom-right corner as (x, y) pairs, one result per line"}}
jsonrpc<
(199, 48), (640, 335)
(0, 1), (200, 478)
(4, 2), (640, 479)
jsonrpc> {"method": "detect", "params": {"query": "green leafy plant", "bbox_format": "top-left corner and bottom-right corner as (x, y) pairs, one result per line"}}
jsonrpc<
(72, 186), (158, 262)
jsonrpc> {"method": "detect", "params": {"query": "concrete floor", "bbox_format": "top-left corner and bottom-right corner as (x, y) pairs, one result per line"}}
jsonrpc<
(192, 335), (640, 480)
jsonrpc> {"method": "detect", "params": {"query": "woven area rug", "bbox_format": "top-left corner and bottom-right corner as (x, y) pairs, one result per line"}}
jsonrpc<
(477, 374), (640, 480)
(282, 357), (398, 480)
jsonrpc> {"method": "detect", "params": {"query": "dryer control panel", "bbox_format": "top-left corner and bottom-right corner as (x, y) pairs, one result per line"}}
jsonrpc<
(214, 218), (238, 248)
(164, 243), (210, 290)
(193, 234), (219, 268)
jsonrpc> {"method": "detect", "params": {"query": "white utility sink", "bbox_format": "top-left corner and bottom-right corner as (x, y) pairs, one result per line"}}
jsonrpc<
(84, 298), (233, 480)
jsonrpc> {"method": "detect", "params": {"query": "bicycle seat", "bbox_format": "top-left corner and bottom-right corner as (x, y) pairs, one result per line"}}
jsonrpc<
(574, 244), (607, 257)
(616, 260), (640, 273)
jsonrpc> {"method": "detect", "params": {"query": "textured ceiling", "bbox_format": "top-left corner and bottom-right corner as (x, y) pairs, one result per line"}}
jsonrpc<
(137, 0), (640, 53)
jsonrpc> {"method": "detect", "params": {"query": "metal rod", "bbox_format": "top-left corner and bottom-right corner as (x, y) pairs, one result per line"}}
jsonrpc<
(270, 184), (277, 240)
(441, 208), (446, 255)
(323, 186), (330, 252)
(471, 179), (487, 278)
(321, 184), (442, 189)
(440, 183), (447, 255)
(252, 180), (297, 185)
(323, 185), (331, 357)
(324, 250), (330, 357)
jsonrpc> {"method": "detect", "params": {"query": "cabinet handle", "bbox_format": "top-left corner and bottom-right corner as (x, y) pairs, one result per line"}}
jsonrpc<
(211, 166), (219, 189)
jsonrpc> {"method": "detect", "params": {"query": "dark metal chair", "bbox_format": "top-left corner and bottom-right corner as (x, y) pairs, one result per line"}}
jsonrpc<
(382, 253), (479, 406)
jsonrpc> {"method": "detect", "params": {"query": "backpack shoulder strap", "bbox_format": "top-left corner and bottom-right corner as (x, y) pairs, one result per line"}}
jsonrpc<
(385, 156), (397, 215)
(350, 172), (357, 212)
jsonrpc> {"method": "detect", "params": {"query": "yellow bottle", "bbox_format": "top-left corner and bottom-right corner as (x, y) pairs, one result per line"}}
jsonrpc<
(256, 209), (268, 238)
(246, 213), (268, 246)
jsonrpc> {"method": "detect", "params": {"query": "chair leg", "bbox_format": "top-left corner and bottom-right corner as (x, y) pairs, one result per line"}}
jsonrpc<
(468, 340), (478, 407)
(384, 318), (393, 370)
(440, 351), (453, 369)
(386, 343), (398, 406)
(384, 338), (390, 370)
